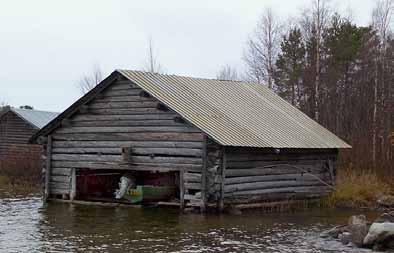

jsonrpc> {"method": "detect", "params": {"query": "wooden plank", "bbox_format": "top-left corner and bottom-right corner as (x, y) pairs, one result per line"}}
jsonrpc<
(71, 114), (175, 121)
(53, 161), (202, 170)
(52, 140), (203, 149)
(201, 135), (207, 212)
(131, 147), (202, 157)
(184, 172), (202, 182)
(185, 182), (202, 190)
(225, 173), (329, 185)
(53, 132), (204, 142)
(224, 180), (325, 193)
(44, 135), (52, 202)
(180, 170), (185, 209)
(88, 108), (175, 115)
(52, 154), (122, 162)
(227, 160), (326, 168)
(55, 126), (200, 134)
(51, 167), (72, 176)
(88, 101), (159, 109)
(53, 147), (122, 154)
(70, 168), (76, 201)
(103, 88), (144, 97)
(224, 186), (332, 197)
(49, 147), (203, 157)
(71, 119), (184, 127)
(130, 155), (202, 164)
(219, 146), (226, 211)
(226, 166), (325, 177)
(50, 175), (70, 183)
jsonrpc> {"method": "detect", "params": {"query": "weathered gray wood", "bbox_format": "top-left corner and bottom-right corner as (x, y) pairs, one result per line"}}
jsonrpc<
(227, 160), (326, 168)
(53, 147), (122, 154)
(50, 175), (70, 183)
(130, 155), (202, 165)
(225, 180), (325, 193)
(71, 119), (185, 127)
(51, 167), (72, 176)
(70, 168), (76, 201)
(53, 161), (202, 170)
(50, 181), (70, 191)
(52, 140), (203, 149)
(180, 170), (185, 209)
(185, 182), (202, 190)
(44, 135), (52, 202)
(53, 132), (204, 142)
(184, 172), (202, 182)
(131, 147), (202, 157)
(71, 114), (175, 121)
(201, 135), (207, 212)
(225, 173), (329, 185)
(88, 108), (174, 115)
(219, 146), (226, 211)
(226, 166), (325, 177)
(55, 126), (200, 134)
(103, 88), (145, 97)
(224, 186), (332, 197)
(52, 154), (122, 162)
(88, 101), (159, 109)
(94, 95), (153, 102)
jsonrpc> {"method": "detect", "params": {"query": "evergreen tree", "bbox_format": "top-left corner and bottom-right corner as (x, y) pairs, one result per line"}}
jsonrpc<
(274, 28), (306, 106)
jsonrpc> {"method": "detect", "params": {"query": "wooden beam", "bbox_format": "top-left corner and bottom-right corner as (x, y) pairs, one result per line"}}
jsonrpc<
(44, 135), (52, 202)
(180, 169), (185, 210)
(219, 146), (226, 211)
(201, 135), (207, 212)
(70, 168), (76, 201)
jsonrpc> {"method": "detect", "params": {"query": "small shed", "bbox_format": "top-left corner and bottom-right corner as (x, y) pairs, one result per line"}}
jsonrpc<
(0, 107), (59, 175)
(31, 70), (350, 211)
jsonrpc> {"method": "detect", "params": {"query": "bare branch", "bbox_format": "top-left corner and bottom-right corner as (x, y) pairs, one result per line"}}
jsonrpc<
(143, 37), (163, 74)
(78, 64), (103, 95)
(216, 65), (239, 81)
(243, 7), (283, 88)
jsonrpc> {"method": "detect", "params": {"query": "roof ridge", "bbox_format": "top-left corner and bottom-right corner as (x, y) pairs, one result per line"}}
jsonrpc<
(116, 69), (249, 84)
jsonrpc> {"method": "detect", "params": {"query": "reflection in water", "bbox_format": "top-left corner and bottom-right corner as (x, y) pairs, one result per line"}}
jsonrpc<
(0, 191), (379, 252)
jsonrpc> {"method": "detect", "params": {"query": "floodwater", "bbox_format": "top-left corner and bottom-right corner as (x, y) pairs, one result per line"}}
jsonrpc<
(0, 189), (383, 253)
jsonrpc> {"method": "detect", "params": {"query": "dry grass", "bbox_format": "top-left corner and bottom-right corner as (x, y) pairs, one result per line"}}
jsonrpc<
(324, 167), (392, 208)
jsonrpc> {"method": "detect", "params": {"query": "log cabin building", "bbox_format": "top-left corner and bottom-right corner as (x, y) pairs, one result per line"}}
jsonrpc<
(31, 70), (350, 211)
(0, 107), (59, 173)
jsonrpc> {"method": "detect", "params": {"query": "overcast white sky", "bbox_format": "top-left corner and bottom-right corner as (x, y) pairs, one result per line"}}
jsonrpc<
(0, 0), (375, 112)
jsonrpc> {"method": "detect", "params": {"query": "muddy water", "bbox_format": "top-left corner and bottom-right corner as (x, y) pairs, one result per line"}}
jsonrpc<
(0, 189), (382, 253)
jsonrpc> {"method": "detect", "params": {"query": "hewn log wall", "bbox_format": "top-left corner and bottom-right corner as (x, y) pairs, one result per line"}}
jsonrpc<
(223, 147), (337, 204)
(0, 111), (38, 157)
(49, 78), (204, 196)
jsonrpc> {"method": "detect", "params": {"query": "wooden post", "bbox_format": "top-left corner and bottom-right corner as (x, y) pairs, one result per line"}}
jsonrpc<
(201, 135), (207, 212)
(219, 146), (226, 211)
(179, 169), (185, 210)
(70, 168), (76, 201)
(44, 135), (52, 202)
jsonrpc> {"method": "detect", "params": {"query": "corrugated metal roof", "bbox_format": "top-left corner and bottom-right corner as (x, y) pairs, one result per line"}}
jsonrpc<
(11, 108), (59, 129)
(118, 69), (350, 149)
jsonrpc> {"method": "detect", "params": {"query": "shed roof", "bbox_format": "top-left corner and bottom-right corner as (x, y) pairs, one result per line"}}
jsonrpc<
(32, 70), (350, 148)
(0, 107), (59, 129)
(118, 70), (350, 149)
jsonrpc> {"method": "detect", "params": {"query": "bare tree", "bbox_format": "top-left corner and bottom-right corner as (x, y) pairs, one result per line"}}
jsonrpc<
(244, 8), (282, 88)
(216, 65), (239, 81)
(78, 64), (103, 95)
(315, 0), (330, 121)
(144, 38), (163, 74)
(371, 0), (393, 167)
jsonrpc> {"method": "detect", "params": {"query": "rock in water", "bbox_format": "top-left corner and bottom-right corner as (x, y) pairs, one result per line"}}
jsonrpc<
(348, 215), (368, 247)
(377, 195), (394, 208)
(364, 213), (394, 250)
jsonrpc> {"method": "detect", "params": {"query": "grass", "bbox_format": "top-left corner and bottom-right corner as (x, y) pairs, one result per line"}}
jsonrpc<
(324, 167), (392, 209)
